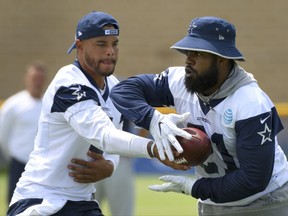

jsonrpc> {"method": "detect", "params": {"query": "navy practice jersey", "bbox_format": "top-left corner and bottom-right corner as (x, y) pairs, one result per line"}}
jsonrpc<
(11, 61), (122, 204)
(110, 65), (288, 206)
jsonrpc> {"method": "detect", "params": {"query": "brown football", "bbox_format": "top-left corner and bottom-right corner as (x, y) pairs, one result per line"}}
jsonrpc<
(174, 127), (212, 166)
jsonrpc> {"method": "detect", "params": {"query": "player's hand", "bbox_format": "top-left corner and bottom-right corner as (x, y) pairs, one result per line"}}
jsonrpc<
(148, 175), (195, 195)
(68, 151), (114, 183)
(158, 158), (191, 171)
(149, 110), (192, 161)
(149, 143), (191, 171)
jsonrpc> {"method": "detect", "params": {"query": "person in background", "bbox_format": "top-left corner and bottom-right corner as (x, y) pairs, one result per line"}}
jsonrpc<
(110, 16), (288, 216)
(0, 61), (48, 204)
(6, 11), (189, 216)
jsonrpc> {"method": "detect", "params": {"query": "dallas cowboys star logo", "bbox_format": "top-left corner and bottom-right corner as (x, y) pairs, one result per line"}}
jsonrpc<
(188, 22), (197, 34)
(71, 85), (86, 101)
(257, 123), (272, 145)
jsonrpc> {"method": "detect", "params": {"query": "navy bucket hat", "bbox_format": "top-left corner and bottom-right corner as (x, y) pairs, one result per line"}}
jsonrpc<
(67, 11), (119, 54)
(171, 16), (245, 61)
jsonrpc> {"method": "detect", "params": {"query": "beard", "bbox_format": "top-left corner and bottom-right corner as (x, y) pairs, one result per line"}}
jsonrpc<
(184, 59), (219, 94)
(85, 53), (116, 77)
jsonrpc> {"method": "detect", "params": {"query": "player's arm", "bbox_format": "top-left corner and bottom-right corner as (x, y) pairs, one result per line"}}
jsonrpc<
(110, 71), (174, 129)
(68, 143), (190, 183)
(111, 70), (192, 161)
(66, 104), (190, 183)
(65, 100), (189, 171)
(51, 83), (149, 157)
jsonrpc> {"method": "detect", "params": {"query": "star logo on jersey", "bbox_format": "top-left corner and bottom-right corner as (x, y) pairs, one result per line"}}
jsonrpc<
(154, 73), (166, 82)
(71, 85), (86, 101)
(257, 123), (272, 145)
(188, 22), (197, 34)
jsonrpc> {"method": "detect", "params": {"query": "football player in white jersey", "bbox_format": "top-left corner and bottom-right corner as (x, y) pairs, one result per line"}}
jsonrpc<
(6, 11), (191, 216)
(0, 61), (48, 204)
(110, 16), (288, 215)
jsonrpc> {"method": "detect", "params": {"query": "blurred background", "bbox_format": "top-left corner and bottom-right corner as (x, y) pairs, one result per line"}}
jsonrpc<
(1, 0), (287, 168)
(0, 0), (287, 101)
(0, 0), (287, 215)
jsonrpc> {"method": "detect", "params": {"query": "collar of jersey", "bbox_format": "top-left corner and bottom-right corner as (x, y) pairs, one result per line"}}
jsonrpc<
(73, 60), (109, 101)
(198, 97), (226, 115)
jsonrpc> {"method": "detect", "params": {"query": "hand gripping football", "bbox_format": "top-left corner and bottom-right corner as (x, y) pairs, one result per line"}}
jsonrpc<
(174, 127), (212, 166)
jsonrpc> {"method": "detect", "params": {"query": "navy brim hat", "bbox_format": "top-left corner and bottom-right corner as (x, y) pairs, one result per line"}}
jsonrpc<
(171, 16), (245, 61)
(67, 11), (119, 54)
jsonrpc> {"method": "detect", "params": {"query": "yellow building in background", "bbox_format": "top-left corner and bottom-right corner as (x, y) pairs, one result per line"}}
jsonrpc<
(0, 0), (287, 103)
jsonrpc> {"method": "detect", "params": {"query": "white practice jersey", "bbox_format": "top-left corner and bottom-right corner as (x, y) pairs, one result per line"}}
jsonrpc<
(0, 90), (42, 163)
(12, 61), (121, 203)
(110, 65), (288, 206)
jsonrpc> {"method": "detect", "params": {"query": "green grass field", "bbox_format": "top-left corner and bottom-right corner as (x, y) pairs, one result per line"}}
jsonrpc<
(0, 170), (198, 216)
(0, 169), (8, 216)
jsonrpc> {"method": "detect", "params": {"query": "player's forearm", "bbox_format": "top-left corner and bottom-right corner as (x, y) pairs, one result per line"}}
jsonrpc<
(102, 127), (154, 158)
(192, 144), (274, 203)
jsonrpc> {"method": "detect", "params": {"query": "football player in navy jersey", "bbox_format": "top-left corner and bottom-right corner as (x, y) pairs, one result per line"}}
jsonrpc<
(110, 16), (288, 215)
(6, 11), (191, 216)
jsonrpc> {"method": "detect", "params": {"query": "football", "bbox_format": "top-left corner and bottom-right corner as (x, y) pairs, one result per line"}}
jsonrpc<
(174, 127), (212, 166)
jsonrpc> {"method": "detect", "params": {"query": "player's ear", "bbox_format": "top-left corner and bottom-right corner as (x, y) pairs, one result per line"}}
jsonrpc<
(217, 57), (232, 69)
(217, 56), (227, 65)
(75, 39), (83, 52)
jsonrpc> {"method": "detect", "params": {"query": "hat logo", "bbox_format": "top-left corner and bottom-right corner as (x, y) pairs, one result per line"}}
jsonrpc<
(77, 31), (82, 37)
(104, 29), (118, 35)
(219, 35), (225, 40)
(188, 22), (197, 34)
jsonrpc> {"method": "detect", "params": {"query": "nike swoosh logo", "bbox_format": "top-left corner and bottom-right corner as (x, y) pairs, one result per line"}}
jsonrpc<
(260, 115), (270, 124)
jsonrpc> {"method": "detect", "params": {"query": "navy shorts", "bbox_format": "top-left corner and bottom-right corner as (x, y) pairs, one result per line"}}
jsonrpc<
(7, 198), (104, 216)
(8, 158), (26, 203)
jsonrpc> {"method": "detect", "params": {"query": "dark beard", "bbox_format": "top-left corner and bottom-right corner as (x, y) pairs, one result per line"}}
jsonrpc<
(184, 60), (218, 94)
(85, 53), (116, 77)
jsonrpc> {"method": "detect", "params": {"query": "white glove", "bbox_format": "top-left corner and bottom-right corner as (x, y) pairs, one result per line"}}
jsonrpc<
(148, 175), (196, 195)
(149, 110), (192, 161)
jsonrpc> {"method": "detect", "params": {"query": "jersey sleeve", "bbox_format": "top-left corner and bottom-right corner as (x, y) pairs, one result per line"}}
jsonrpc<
(110, 69), (174, 129)
(51, 84), (100, 113)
